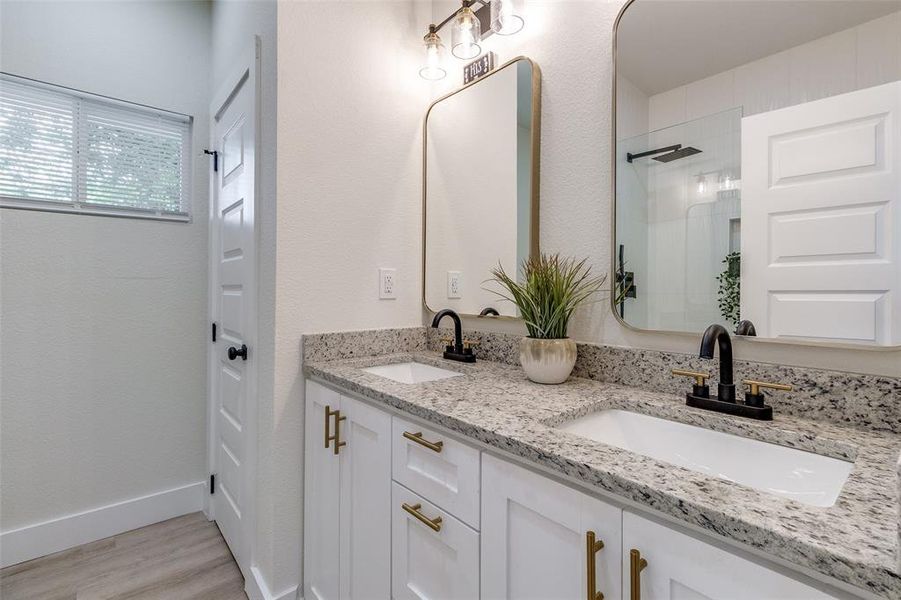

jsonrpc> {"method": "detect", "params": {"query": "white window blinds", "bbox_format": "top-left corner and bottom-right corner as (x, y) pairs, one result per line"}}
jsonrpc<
(0, 74), (192, 220)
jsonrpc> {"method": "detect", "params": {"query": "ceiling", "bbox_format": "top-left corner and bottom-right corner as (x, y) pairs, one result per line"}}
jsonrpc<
(616, 0), (901, 95)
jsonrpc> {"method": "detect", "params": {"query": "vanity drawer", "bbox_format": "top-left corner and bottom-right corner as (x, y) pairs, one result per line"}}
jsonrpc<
(392, 482), (479, 600)
(392, 416), (480, 528)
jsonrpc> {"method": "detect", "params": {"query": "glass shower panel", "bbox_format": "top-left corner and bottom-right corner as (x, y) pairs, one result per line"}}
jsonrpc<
(617, 107), (742, 332)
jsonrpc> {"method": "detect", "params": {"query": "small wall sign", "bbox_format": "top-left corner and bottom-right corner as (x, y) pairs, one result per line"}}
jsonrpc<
(463, 52), (496, 85)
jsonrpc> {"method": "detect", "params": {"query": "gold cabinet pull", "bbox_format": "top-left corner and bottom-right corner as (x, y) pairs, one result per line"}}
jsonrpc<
(325, 406), (346, 455)
(586, 531), (605, 600)
(403, 431), (444, 453)
(629, 549), (648, 600)
(742, 379), (793, 395)
(402, 502), (443, 532)
(324, 405), (336, 449)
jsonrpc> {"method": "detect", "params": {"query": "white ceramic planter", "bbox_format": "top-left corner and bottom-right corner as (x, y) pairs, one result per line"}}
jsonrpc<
(519, 337), (577, 384)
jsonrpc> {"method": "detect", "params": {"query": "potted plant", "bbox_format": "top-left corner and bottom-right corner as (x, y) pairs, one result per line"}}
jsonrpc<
(488, 254), (606, 384)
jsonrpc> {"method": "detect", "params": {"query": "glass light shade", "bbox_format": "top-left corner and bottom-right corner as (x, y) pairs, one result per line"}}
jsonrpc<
(419, 31), (447, 80)
(490, 0), (524, 35)
(451, 5), (482, 60)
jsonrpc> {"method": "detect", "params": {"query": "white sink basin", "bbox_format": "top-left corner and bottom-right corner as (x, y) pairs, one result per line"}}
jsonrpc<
(557, 409), (852, 507)
(362, 361), (462, 384)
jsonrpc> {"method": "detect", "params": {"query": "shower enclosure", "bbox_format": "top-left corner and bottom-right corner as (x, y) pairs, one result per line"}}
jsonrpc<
(616, 107), (742, 332)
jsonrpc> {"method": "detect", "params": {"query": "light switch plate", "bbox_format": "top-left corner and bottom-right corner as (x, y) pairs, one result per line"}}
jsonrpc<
(379, 268), (397, 299)
(447, 271), (462, 299)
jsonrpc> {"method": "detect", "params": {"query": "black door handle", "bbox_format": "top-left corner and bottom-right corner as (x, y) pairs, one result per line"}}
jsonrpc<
(228, 344), (248, 361)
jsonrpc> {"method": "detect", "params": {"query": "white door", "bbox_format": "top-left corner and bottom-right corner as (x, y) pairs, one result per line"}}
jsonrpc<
(741, 81), (901, 344)
(339, 396), (392, 600)
(622, 511), (838, 599)
(208, 39), (259, 577)
(303, 381), (342, 600)
(392, 482), (480, 600)
(481, 454), (623, 600)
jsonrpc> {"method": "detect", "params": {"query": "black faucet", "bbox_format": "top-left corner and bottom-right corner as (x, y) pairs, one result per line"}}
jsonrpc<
(431, 309), (476, 363)
(699, 324), (735, 402)
(673, 322), (780, 420)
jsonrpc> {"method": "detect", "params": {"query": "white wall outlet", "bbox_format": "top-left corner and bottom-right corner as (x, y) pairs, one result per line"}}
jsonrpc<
(447, 271), (462, 299)
(379, 268), (397, 299)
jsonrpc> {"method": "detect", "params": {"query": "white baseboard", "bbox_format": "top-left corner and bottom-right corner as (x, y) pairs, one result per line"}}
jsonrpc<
(246, 565), (299, 600)
(0, 481), (205, 568)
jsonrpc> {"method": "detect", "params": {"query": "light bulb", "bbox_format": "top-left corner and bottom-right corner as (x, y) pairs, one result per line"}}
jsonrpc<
(696, 173), (708, 195)
(491, 0), (524, 35)
(419, 27), (447, 80)
(452, 3), (482, 60)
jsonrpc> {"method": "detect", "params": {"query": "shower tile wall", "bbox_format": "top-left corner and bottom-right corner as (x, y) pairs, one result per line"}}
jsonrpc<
(646, 10), (901, 131)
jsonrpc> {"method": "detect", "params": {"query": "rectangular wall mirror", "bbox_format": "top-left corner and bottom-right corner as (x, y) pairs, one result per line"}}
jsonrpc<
(613, 0), (901, 347)
(424, 57), (540, 318)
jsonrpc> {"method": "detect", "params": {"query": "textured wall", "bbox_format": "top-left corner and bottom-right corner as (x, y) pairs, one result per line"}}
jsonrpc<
(0, 1), (211, 530)
(274, 0), (430, 591)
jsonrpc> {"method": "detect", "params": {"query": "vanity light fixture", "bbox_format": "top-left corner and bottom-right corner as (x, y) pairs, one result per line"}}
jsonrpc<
(491, 0), (524, 35)
(418, 0), (525, 80)
(419, 25), (448, 81)
(452, 1), (482, 59)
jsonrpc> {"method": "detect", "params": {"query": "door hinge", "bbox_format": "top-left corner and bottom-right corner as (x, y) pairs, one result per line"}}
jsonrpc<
(210, 474), (216, 494)
(203, 149), (219, 172)
(211, 322), (217, 342)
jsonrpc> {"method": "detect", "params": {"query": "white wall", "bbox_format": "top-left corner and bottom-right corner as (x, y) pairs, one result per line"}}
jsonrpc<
(275, 0), (429, 592)
(208, 1), (279, 593)
(0, 1), (211, 530)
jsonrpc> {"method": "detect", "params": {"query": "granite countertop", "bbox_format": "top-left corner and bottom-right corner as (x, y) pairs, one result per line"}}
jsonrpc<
(305, 351), (901, 599)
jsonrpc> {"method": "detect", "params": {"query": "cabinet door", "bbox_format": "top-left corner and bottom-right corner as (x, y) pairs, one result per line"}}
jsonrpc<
(481, 454), (623, 600)
(392, 482), (480, 600)
(623, 512), (839, 600)
(338, 395), (392, 600)
(303, 381), (341, 600)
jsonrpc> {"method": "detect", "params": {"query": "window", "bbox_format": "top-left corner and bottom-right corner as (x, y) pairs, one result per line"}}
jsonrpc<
(0, 74), (192, 221)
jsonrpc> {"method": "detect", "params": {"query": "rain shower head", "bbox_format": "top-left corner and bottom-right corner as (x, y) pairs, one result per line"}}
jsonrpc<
(653, 146), (702, 163)
(627, 144), (703, 163)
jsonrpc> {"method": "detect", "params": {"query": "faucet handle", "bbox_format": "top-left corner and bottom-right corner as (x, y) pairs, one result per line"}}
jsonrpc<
(742, 379), (791, 408)
(462, 339), (480, 350)
(743, 380), (792, 395)
(671, 369), (709, 386)
(672, 369), (711, 399)
(439, 336), (454, 347)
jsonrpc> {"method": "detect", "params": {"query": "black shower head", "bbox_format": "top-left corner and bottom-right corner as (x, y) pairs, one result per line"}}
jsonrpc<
(653, 146), (702, 163)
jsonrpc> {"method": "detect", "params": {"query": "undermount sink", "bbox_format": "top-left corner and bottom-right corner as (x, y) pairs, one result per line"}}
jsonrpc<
(362, 361), (462, 384)
(557, 409), (853, 507)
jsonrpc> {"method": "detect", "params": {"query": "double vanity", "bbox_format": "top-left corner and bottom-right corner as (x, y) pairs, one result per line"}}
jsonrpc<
(302, 329), (901, 600)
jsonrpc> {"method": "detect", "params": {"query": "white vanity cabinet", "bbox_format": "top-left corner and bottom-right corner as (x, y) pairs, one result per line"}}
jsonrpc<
(303, 379), (853, 600)
(303, 381), (392, 600)
(622, 512), (838, 600)
(481, 454), (623, 600)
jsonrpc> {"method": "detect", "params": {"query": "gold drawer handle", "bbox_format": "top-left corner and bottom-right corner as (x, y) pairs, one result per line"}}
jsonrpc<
(586, 531), (605, 600)
(629, 549), (648, 600)
(402, 502), (443, 532)
(403, 431), (444, 453)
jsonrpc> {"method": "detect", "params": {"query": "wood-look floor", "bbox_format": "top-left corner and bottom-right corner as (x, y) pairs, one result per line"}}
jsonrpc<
(0, 512), (247, 600)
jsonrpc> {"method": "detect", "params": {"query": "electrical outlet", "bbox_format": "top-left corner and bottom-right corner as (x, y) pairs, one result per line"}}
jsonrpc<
(447, 271), (462, 299)
(379, 268), (397, 299)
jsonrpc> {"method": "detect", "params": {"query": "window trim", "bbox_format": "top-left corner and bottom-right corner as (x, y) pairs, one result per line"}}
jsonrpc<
(0, 72), (194, 223)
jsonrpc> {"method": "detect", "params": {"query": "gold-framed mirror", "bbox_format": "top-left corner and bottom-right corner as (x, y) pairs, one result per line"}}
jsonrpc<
(612, 0), (901, 348)
(423, 56), (541, 318)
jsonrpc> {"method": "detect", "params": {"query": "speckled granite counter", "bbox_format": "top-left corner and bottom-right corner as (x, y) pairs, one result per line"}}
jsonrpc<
(305, 351), (901, 598)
